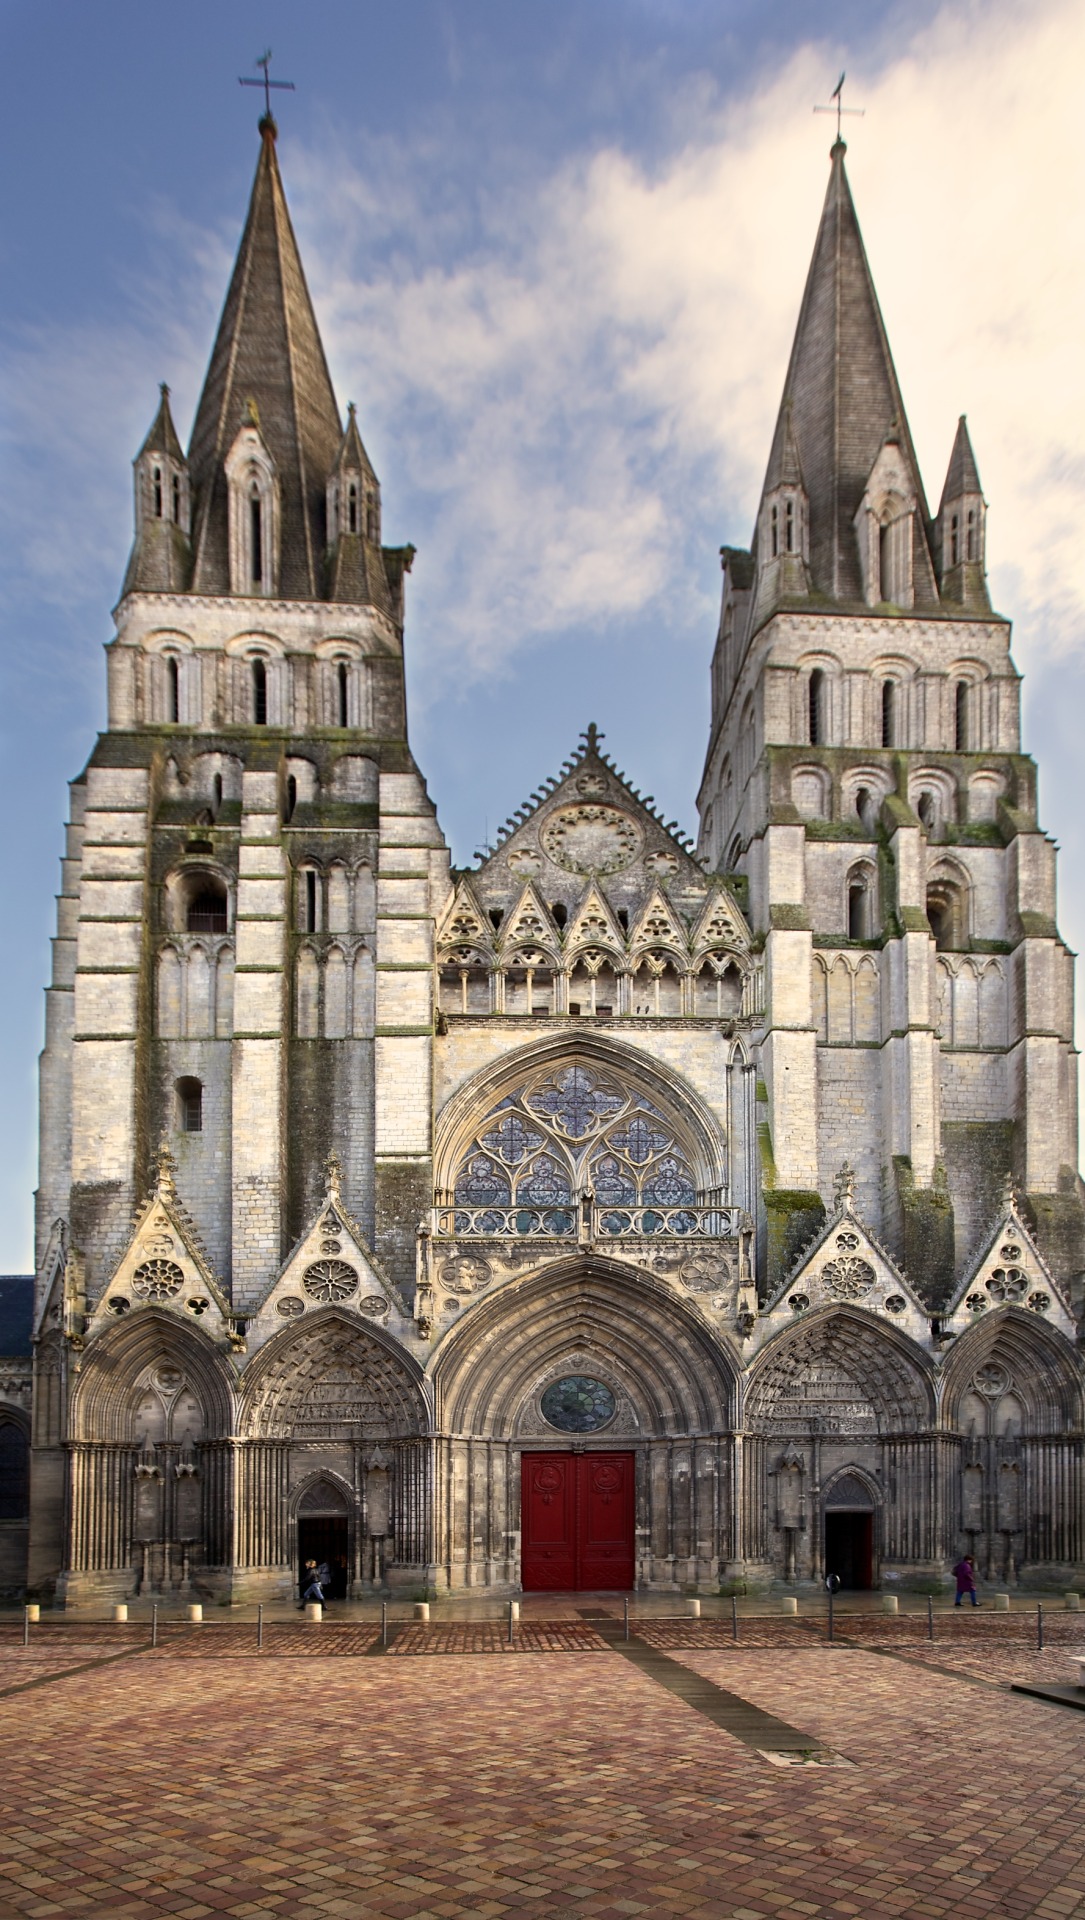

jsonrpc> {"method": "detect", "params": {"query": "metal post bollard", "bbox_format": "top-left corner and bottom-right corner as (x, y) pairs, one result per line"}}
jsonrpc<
(828, 1589), (834, 1643)
(623, 1597), (630, 1642)
(381, 1600), (388, 1648)
(151, 1603), (158, 1649)
(1037, 1603), (1044, 1651)
(732, 1595), (738, 1643)
(22, 1605), (29, 1648)
(507, 1600), (513, 1644)
(927, 1595), (934, 1641)
(257, 1603), (264, 1651)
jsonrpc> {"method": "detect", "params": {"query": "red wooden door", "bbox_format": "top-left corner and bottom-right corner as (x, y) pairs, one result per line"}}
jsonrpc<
(521, 1452), (635, 1591)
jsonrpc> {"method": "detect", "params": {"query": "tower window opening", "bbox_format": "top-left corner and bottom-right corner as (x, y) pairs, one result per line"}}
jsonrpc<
(917, 791), (936, 833)
(855, 786), (874, 832)
(212, 773), (223, 814)
(166, 657), (180, 724)
(250, 491), (263, 585)
(172, 472), (181, 523)
(153, 466), (163, 519)
(186, 883), (227, 935)
(949, 513), (960, 568)
(304, 869), (318, 933)
(770, 504), (779, 557)
(285, 775), (298, 823)
(785, 498), (795, 553)
(366, 499), (378, 540)
(927, 882), (963, 951)
(808, 668), (825, 746)
(347, 483), (358, 534)
(955, 680), (969, 752)
(881, 679), (896, 749)
(966, 509), (976, 562)
(337, 661), (349, 727)
(177, 1077), (203, 1134)
(252, 657), (267, 726)
(848, 879), (872, 941)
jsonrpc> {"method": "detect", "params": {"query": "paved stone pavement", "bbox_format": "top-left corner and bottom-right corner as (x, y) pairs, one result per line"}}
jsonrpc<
(2, 1636), (1085, 1918)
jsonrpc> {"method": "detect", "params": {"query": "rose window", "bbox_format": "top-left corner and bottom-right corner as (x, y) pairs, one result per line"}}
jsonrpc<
(302, 1260), (359, 1304)
(131, 1260), (185, 1300)
(821, 1256), (876, 1299)
(541, 1376), (616, 1433)
(986, 1267), (1027, 1302)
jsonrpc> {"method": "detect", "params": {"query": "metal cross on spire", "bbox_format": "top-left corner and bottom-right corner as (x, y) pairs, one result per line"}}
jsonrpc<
(239, 49), (296, 125)
(814, 71), (865, 143)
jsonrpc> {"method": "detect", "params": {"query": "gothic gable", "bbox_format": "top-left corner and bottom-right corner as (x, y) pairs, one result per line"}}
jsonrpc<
(87, 1147), (233, 1345)
(942, 1187), (1075, 1342)
(246, 1156), (414, 1354)
(758, 1166), (930, 1350)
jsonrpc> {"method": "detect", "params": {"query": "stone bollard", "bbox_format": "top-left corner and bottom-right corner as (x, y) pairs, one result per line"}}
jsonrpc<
(1066, 1592), (1081, 1612)
(186, 1604), (203, 1623)
(113, 1604), (128, 1623)
(687, 1599), (702, 1619)
(25, 1604), (40, 1623)
(509, 1601), (520, 1623)
(882, 1594), (899, 1615)
(413, 1602), (430, 1622)
(993, 1592), (1010, 1611)
(781, 1596), (798, 1616)
(304, 1602), (323, 1622)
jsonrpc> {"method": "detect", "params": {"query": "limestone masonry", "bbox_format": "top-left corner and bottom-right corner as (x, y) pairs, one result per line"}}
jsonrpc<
(8, 122), (1083, 1603)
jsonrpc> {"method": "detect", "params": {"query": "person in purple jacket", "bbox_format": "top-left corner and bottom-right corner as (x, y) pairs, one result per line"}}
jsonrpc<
(953, 1554), (978, 1606)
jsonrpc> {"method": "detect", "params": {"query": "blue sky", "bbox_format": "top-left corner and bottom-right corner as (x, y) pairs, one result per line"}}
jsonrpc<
(1, 0), (1083, 1269)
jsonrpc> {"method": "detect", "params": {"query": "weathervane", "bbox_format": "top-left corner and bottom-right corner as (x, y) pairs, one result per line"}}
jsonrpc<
(239, 49), (296, 124)
(814, 71), (864, 143)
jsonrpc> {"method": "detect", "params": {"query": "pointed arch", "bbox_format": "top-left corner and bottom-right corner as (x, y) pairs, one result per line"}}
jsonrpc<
(238, 1307), (427, 1440)
(431, 1257), (738, 1436)
(70, 1310), (235, 1444)
(940, 1311), (1083, 1437)
(745, 1306), (935, 1435)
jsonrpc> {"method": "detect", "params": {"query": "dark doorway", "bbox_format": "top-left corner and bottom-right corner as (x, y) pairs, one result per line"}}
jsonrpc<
(520, 1451), (635, 1591)
(824, 1509), (874, 1590)
(298, 1517), (349, 1599)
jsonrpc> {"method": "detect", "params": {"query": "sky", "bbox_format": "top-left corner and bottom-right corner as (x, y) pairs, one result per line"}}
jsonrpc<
(1, 0), (1083, 1271)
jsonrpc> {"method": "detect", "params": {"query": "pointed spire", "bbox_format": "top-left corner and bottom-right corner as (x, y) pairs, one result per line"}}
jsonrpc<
(756, 142), (936, 610)
(187, 127), (343, 599)
(139, 384), (185, 465)
(940, 415), (983, 504)
(122, 386), (192, 596)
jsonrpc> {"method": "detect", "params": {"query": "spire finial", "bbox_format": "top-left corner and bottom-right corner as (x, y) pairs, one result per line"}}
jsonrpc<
(160, 381), (170, 401)
(581, 722), (604, 754)
(999, 1169), (1017, 1213)
(239, 49), (296, 134)
(814, 71), (865, 149)
(152, 1134), (177, 1198)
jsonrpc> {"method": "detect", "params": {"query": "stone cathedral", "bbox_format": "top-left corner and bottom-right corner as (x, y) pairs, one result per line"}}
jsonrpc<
(11, 119), (1085, 1606)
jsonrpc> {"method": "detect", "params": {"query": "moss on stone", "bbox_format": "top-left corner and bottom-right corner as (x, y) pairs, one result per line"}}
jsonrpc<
(763, 1187), (825, 1294)
(892, 1155), (955, 1309)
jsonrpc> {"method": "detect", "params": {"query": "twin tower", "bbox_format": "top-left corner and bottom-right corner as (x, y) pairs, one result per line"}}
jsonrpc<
(19, 121), (1084, 1605)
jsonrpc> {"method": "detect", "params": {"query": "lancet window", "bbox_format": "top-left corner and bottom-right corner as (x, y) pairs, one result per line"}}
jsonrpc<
(452, 1063), (698, 1210)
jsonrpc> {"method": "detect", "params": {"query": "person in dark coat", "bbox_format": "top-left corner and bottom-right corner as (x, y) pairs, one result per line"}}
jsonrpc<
(953, 1553), (978, 1606)
(299, 1559), (325, 1609)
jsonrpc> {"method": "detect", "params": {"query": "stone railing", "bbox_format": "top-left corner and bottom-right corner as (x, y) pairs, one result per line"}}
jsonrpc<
(430, 1199), (745, 1241)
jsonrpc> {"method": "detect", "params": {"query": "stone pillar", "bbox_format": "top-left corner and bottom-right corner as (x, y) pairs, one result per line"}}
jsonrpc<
(231, 770), (286, 1308)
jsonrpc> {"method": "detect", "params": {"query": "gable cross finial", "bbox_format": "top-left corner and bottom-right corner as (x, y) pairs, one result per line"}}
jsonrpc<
(814, 71), (865, 145)
(152, 1134), (177, 1198)
(833, 1161), (856, 1210)
(324, 1151), (344, 1201)
(582, 722), (604, 754)
(999, 1168), (1017, 1213)
(239, 49), (296, 131)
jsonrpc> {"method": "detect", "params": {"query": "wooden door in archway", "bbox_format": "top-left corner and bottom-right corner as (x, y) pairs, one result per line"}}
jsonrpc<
(521, 1452), (635, 1591)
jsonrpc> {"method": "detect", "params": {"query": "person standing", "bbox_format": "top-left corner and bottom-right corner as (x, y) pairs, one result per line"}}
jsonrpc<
(953, 1553), (978, 1607)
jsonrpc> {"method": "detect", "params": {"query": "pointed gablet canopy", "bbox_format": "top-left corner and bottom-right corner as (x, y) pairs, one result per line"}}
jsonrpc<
(187, 120), (345, 599)
(939, 415), (984, 510)
(758, 141), (933, 604)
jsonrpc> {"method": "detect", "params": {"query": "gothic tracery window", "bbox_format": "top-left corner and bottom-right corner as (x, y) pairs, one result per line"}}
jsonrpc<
(452, 1063), (699, 1211)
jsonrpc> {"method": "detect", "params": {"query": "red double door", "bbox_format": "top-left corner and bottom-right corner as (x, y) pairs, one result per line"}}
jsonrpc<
(520, 1451), (636, 1591)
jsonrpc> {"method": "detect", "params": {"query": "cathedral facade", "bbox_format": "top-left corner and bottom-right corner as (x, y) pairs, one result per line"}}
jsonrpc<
(20, 120), (1085, 1604)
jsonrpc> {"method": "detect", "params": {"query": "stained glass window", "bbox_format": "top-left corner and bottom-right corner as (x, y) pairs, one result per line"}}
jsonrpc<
(540, 1376), (616, 1432)
(452, 1062), (698, 1208)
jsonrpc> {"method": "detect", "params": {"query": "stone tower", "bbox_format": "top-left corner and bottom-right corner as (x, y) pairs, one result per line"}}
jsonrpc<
(30, 120), (448, 1597)
(696, 139), (1084, 1302)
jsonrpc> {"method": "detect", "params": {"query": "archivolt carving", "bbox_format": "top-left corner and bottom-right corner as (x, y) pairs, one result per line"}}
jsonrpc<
(940, 1314), (1083, 1437)
(240, 1314), (425, 1440)
(433, 1258), (738, 1436)
(746, 1312), (932, 1436)
(69, 1312), (234, 1444)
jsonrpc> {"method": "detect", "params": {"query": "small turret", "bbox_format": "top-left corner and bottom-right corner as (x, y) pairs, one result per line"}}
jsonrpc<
(937, 416), (990, 612)
(326, 403), (390, 610)
(121, 385), (191, 595)
(754, 404), (810, 612)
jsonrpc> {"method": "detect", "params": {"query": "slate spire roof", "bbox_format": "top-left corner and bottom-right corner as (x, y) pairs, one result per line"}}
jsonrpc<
(138, 383), (185, 465)
(187, 119), (345, 599)
(938, 414), (984, 508)
(757, 140), (934, 603)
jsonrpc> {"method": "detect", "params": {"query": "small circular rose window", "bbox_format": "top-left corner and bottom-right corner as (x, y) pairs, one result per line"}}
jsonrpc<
(302, 1260), (358, 1303)
(540, 1375), (616, 1433)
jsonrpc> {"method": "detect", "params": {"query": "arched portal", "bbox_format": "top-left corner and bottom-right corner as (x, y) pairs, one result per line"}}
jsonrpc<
(238, 1311), (429, 1597)
(744, 1308), (935, 1586)
(431, 1258), (739, 1592)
